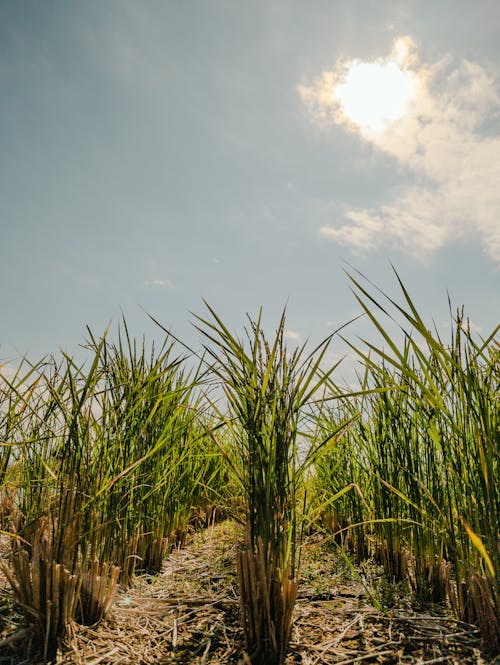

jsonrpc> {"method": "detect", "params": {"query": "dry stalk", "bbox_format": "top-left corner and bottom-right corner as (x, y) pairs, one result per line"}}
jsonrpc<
(2, 520), (121, 660)
(469, 573), (499, 655)
(237, 537), (298, 665)
(78, 561), (120, 625)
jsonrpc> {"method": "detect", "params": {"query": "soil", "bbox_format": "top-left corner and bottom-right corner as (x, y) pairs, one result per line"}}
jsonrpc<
(0, 521), (492, 665)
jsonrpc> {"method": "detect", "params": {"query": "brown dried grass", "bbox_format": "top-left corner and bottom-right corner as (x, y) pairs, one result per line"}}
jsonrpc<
(0, 521), (489, 664)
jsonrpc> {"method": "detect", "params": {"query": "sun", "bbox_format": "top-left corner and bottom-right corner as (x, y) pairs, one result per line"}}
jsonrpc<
(333, 40), (417, 133)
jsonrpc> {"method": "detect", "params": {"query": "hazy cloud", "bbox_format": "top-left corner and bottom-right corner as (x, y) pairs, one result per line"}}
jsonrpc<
(457, 318), (483, 335)
(284, 329), (303, 343)
(144, 279), (174, 288)
(300, 39), (500, 264)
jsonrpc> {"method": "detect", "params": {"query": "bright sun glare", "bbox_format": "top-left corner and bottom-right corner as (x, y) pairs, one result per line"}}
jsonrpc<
(334, 44), (417, 132)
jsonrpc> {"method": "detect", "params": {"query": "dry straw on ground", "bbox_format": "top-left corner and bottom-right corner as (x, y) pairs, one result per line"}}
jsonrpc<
(0, 521), (487, 665)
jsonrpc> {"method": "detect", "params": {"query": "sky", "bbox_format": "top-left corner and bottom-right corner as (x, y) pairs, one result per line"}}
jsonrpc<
(1, 1), (499, 374)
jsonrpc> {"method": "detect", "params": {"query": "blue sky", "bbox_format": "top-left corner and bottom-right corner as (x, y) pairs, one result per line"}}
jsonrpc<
(1, 1), (499, 370)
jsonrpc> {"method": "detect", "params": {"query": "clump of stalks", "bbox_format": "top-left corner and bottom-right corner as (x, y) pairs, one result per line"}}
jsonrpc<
(0, 342), (124, 660)
(312, 398), (372, 561)
(86, 320), (224, 582)
(196, 304), (348, 665)
(0, 320), (221, 660)
(0, 357), (42, 529)
(315, 269), (499, 654)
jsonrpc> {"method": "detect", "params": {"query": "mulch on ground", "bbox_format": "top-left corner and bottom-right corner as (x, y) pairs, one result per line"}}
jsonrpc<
(0, 521), (489, 664)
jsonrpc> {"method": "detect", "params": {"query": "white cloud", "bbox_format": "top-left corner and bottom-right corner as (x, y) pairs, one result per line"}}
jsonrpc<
(461, 319), (483, 335)
(284, 329), (303, 343)
(300, 38), (500, 265)
(144, 279), (174, 288)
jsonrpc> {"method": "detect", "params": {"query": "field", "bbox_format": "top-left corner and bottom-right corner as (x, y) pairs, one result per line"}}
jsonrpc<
(0, 274), (498, 664)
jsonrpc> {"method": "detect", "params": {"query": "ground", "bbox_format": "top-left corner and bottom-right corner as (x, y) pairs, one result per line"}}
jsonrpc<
(0, 521), (491, 664)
